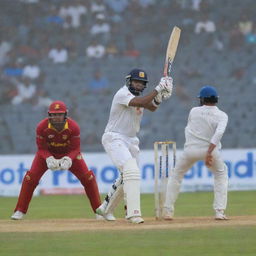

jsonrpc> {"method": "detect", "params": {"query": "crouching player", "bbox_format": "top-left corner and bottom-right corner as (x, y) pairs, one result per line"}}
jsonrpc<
(11, 100), (113, 220)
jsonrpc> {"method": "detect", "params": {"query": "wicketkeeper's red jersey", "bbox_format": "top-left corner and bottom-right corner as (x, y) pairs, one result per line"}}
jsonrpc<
(36, 118), (81, 160)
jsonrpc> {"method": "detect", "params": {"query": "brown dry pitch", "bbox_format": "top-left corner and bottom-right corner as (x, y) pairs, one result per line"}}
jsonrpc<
(1, 215), (256, 233)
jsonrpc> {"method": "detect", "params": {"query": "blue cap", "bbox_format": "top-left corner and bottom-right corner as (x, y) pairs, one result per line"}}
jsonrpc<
(198, 86), (218, 98)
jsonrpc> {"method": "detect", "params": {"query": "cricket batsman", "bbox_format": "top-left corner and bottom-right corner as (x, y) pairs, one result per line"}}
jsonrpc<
(11, 100), (109, 220)
(163, 86), (229, 220)
(96, 68), (173, 223)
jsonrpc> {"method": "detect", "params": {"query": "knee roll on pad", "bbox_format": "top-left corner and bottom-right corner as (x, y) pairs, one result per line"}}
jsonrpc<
(122, 158), (140, 181)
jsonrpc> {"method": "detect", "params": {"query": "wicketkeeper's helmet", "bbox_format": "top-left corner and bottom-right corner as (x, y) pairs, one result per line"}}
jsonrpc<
(125, 68), (148, 96)
(48, 100), (67, 114)
(48, 100), (68, 124)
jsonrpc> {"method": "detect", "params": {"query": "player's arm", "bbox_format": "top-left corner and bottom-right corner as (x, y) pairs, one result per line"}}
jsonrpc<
(129, 90), (158, 111)
(129, 77), (173, 111)
(205, 113), (228, 167)
(36, 124), (52, 159)
(58, 122), (81, 171)
(67, 121), (81, 160)
(205, 143), (216, 167)
(211, 113), (228, 146)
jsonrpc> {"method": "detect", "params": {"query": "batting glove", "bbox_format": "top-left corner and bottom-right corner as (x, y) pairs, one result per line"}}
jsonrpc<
(162, 90), (172, 100)
(152, 93), (163, 107)
(46, 156), (60, 171)
(59, 156), (72, 170)
(155, 77), (173, 94)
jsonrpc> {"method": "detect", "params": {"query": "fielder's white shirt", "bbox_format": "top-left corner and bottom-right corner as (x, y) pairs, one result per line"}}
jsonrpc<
(104, 86), (143, 137)
(185, 105), (228, 149)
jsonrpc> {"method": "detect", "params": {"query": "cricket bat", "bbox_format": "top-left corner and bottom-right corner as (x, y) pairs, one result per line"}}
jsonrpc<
(163, 26), (181, 77)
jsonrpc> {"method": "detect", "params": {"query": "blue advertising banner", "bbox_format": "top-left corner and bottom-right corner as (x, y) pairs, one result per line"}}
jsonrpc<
(0, 148), (255, 196)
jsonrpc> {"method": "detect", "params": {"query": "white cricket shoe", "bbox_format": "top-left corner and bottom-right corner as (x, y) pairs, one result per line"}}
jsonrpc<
(215, 210), (228, 220)
(95, 214), (105, 220)
(104, 213), (116, 221)
(11, 211), (25, 220)
(96, 204), (105, 216)
(163, 207), (174, 220)
(96, 205), (116, 221)
(128, 216), (144, 224)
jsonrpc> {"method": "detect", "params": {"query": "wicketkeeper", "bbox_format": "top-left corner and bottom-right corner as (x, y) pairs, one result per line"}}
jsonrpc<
(11, 100), (108, 220)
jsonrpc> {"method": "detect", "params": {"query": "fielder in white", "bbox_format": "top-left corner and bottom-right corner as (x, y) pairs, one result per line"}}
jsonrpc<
(163, 85), (229, 220)
(96, 68), (173, 224)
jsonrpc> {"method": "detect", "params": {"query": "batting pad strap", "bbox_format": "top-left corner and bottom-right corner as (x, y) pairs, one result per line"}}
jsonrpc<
(123, 158), (140, 181)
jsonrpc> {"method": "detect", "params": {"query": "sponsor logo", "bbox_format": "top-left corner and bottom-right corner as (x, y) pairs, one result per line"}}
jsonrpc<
(55, 104), (60, 110)
(49, 142), (68, 147)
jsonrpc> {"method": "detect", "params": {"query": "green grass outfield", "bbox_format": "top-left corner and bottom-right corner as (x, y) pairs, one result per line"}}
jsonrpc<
(0, 191), (256, 256)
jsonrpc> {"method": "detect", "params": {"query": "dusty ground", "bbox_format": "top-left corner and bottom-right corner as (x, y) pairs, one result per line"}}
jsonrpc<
(1, 215), (256, 233)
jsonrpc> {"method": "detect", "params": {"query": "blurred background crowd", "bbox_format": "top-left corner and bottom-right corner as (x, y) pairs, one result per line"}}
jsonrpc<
(0, 0), (255, 154)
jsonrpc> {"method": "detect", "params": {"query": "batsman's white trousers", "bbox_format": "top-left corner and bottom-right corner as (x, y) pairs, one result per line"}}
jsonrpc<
(102, 132), (140, 170)
(102, 132), (141, 218)
(164, 145), (228, 212)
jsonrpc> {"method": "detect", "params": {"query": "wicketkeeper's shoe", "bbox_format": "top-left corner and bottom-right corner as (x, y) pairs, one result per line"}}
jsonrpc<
(11, 211), (25, 220)
(128, 216), (144, 224)
(96, 204), (105, 216)
(163, 207), (174, 220)
(215, 210), (228, 220)
(96, 205), (116, 221)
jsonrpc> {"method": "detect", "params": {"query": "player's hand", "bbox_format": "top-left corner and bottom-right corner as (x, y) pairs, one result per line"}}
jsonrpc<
(152, 93), (162, 107)
(154, 93), (163, 104)
(205, 153), (213, 168)
(59, 156), (72, 170)
(155, 77), (173, 96)
(46, 156), (60, 171)
(162, 90), (172, 100)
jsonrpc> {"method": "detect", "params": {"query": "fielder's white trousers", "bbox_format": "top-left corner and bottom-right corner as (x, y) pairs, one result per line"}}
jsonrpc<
(164, 145), (228, 212)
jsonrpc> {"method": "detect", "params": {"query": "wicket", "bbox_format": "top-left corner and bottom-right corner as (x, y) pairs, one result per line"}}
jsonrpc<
(154, 141), (176, 219)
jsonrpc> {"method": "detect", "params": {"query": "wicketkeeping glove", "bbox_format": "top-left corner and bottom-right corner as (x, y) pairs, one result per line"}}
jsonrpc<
(46, 156), (60, 171)
(59, 156), (72, 170)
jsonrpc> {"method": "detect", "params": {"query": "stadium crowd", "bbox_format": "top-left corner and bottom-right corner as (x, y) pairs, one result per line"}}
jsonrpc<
(0, 0), (255, 154)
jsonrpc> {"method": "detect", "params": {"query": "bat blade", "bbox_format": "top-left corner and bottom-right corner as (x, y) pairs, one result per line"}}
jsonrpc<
(163, 26), (181, 77)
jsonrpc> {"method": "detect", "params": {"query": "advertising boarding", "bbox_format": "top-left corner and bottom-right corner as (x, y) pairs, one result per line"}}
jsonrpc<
(0, 148), (255, 196)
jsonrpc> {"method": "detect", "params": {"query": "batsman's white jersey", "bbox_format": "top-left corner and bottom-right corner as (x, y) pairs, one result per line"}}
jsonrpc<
(102, 85), (144, 218)
(103, 85), (143, 168)
(105, 86), (143, 137)
(164, 105), (229, 213)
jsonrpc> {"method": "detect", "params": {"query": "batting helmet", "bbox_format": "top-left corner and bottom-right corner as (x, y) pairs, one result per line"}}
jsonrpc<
(125, 68), (148, 96)
(48, 101), (67, 114)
